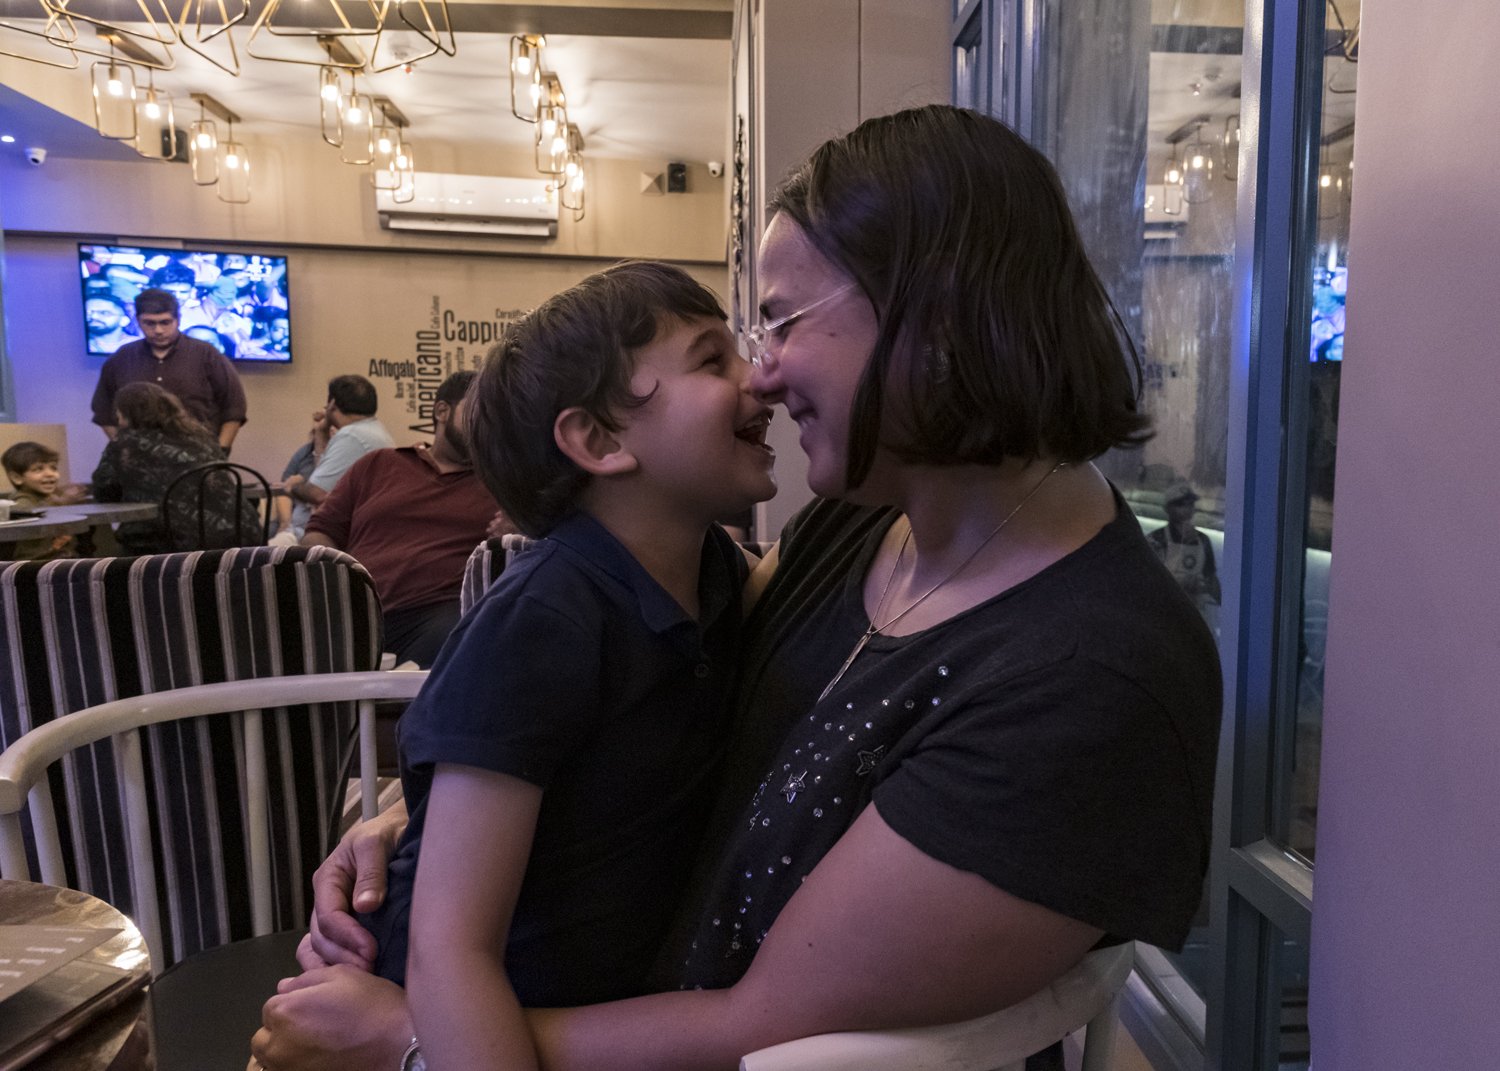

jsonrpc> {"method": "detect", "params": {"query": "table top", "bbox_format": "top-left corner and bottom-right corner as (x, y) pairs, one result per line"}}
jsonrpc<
(0, 880), (152, 1071)
(0, 504), (159, 544)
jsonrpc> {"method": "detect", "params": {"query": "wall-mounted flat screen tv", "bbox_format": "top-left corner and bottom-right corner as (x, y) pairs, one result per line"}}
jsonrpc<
(79, 243), (292, 363)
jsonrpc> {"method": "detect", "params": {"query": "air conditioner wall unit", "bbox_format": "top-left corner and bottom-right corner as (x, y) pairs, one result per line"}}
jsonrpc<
(376, 172), (559, 238)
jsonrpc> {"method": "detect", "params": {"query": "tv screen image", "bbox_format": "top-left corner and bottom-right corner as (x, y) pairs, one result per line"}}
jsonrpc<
(1309, 264), (1346, 363)
(79, 243), (292, 363)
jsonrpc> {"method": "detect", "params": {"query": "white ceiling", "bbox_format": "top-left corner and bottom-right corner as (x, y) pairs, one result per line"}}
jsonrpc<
(0, 5), (733, 165)
(155, 30), (733, 162)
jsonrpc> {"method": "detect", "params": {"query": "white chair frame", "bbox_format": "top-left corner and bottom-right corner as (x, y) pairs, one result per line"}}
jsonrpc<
(0, 670), (428, 973)
(739, 941), (1134, 1071)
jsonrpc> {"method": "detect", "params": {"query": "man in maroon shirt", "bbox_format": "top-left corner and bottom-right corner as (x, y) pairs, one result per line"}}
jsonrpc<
(91, 288), (248, 452)
(301, 371), (511, 667)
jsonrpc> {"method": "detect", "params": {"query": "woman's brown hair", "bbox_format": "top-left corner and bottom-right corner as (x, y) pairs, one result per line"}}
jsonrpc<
(114, 382), (216, 444)
(771, 104), (1152, 490)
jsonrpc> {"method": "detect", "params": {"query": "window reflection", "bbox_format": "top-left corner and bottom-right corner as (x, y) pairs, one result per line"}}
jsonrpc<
(1282, 0), (1358, 867)
(1042, 2), (1244, 1007)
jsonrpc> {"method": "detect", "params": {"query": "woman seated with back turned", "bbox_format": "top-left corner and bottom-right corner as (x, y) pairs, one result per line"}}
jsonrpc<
(92, 381), (259, 553)
(252, 104), (1221, 1071)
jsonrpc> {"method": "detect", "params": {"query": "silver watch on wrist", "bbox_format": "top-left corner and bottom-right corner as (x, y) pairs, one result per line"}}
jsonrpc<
(400, 1036), (426, 1071)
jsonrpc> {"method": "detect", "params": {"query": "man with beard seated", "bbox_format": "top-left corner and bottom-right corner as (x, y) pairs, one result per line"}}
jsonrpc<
(301, 370), (512, 668)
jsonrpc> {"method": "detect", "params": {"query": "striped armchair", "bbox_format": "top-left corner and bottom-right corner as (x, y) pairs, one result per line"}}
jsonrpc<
(0, 545), (382, 967)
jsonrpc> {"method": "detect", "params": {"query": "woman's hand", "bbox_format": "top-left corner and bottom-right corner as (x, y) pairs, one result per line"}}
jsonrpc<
(301, 802), (409, 971)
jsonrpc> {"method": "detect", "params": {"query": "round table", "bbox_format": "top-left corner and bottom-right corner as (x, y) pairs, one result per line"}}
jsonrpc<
(0, 879), (152, 1071)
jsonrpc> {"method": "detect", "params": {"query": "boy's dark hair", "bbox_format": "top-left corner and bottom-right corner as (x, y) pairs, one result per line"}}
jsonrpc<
(770, 104), (1151, 491)
(467, 261), (726, 536)
(3, 441), (59, 481)
(134, 287), (180, 319)
(436, 369), (476, 409)
(326, 374), (378, 417)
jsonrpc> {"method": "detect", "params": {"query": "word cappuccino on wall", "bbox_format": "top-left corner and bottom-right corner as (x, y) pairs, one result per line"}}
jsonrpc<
(367, 297), (528, 435)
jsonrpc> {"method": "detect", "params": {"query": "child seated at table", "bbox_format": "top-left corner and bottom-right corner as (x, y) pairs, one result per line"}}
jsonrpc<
(362, 262), (777, 1070)
(2, 442), (85, 561)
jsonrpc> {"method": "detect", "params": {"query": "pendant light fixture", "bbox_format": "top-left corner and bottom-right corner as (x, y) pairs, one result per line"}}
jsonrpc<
(188, 98), (219, 184)
(133, 68), (176, 159)
(509, 34), (545, 122)
(217, 118), (251, 203)
(339, 72), (374, 164)
(90, 52), (138, 139)
(319, 64), (348, 146)
(1161, 142), (1184, 217)
(1182, 122), (1215, 204)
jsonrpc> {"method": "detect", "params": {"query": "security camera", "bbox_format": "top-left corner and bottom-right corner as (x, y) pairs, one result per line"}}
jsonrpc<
(706, 160), (724, 178)
(24, 147), (46, 166)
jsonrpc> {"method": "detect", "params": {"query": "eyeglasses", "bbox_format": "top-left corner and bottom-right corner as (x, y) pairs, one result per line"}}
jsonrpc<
(745, 282), (856, 366)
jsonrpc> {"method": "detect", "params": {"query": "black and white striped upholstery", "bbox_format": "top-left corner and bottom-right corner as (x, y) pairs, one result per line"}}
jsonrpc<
(459, 533), (535, 614)
(0, 545), (382, 967)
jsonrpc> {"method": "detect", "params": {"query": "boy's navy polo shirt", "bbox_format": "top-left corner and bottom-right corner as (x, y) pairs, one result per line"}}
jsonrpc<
(368, 511), (747, 1006)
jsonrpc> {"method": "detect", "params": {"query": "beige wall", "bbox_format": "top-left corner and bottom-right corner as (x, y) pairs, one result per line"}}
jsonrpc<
(750, 0), (948, 536)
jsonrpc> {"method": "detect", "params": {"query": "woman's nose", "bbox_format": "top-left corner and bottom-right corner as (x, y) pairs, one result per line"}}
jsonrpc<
(749, 354), (784, 403)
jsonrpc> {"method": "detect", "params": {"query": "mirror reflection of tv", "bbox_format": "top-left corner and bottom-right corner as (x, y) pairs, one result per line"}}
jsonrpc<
(79, 242), (292, 363)
(1310, 264), (1346, 363)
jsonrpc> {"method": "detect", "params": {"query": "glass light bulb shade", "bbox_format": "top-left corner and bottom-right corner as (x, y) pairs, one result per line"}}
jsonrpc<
(1161, 181), (1184, 217)
(91, 62), (138, 139)
(1166, 165), (1182, 185)
(133, 89), (175, 160)
(564, 159), (579, 178)
(551, 134), (566, 155)
(529, 82), (541, 103)
(570, 173), (584, 191)
(189, 118), (219, 184)
(217, 138), (251, 203)
(377, 134), (392, 153)
(339, 93), (374, 165)
(319, 66), (342, 101)
(1320, 173), (1332, 188)
(1190, 153), (1205, 169)
(395, 152), (408, 168)
(513, 54), (531, 76)
(541, 116), (556, 137)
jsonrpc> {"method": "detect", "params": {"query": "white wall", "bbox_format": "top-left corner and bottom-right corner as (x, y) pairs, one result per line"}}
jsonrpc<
(1308, 1), (1500, 1065)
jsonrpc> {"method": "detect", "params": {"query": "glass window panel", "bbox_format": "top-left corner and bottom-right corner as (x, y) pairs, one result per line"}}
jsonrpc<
(955, 15), (982, 112)
(1271, 922), (1312, 1070)
(1273, 0), (1358, 867)
(1041, 0), (1243, 1008)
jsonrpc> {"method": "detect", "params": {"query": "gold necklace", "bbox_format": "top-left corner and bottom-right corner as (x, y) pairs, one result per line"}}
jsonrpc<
(816, 461), (1069, 703)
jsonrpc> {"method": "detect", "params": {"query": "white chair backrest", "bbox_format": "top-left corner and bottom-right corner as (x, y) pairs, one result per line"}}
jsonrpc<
(739, 941), (1134, 1071)
(0, 670), (427, 974)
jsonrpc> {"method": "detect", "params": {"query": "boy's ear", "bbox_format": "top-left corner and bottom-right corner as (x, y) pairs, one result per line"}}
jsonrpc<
(554, 407), (638, 477)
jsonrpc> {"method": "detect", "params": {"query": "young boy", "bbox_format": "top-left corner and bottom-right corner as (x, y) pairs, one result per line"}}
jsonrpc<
(364, 262), (776, 1070)
(2, 442), (85, 561)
